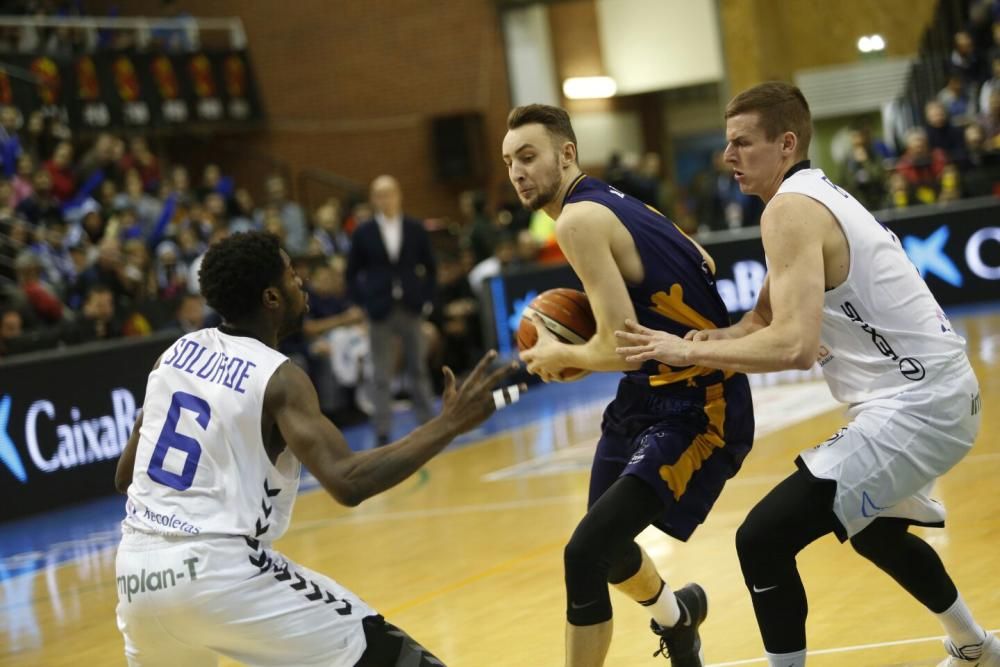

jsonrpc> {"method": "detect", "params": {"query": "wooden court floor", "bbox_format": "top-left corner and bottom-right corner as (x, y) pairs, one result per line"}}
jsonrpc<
(2, 311), (999, 666)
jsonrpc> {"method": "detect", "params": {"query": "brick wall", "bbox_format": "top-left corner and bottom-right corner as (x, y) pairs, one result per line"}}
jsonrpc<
(91, 0), (514, 220)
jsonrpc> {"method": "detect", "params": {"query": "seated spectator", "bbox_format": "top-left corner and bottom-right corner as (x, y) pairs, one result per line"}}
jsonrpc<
(896, 128), (948, 203)
(936, 72), (978, 124)
(950, 30), (988, 84)
(71, 236), (131, 310)
(924, 100), (966, 158)
(979, 56), (1000, 115)
(839, 126), (886, 210)
(77, 132), (120, 184)
(13, 249), (64, 325)
(312, 198), (350, 256)
(29, 219), (74, 290)
(169, 293), (207, 334)
(228, 187), (257, 233)
(0, 105), (22, 179)
(0, 179), (14, 219)
(154, 241), (189, 301)
(302, 260), (367, 420)
(119, 137), (161, 193)
(43, 140), (76, 203)
(0, 216), (29, 283)
(938, 164), (963, 203)
(981, 90), (1000, 146)
(17, 167), (64, 225)
(883, 171), (915, 210)
(69, 283), (122, 343)
(11, 153), (34, 206)
(256, 174), (308, 256)
(429, 253), (482, 378)
(461, 189), (495, 265)
(114, 168), (162, 234)
(0, 307), (23, 357)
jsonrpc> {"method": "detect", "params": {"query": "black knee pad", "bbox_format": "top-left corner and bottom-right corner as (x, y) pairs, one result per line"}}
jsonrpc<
(564, 527), (614, 626)
(606, 541), (642, 585)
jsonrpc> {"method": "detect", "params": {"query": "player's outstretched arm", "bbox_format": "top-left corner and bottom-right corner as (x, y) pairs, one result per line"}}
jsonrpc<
(684, 275), (772, 342)
(268, 350), (522, 507)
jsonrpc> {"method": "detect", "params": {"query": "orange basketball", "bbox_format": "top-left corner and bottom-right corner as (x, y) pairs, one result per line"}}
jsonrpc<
(516, 288), (596, 382)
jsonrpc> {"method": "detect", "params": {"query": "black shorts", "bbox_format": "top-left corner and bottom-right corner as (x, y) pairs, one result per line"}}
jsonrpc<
(588, 373), (755, 541)
(354, 614), (445, 666)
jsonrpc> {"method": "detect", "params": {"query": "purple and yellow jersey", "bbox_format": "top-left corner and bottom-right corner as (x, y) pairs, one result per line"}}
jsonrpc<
(563, 175), (732, 388)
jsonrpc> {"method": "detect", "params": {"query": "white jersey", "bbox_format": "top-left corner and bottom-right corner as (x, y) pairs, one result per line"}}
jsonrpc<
(776, 168), (968, 404)
(124, 328), (299, 540)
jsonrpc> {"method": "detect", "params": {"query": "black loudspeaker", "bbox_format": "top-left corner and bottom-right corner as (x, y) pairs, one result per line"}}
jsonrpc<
(431, 112), (485, 183)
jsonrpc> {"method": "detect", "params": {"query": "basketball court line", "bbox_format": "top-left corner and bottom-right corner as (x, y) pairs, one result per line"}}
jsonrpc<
(705, 629), (1000, 666)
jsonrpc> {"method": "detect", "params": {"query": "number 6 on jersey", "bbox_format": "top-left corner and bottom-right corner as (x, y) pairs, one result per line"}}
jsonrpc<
(147, 391), (211, 491)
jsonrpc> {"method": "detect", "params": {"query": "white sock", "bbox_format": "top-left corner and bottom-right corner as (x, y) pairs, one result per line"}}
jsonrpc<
(766, 648), (807, 666)
(937, 594), (986, 658)
(642, 580), (681, 628)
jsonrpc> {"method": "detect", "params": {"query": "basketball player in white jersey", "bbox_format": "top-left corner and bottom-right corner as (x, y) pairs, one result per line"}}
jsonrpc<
(114, 231), (521, 667)
(614, 82), (995, 667)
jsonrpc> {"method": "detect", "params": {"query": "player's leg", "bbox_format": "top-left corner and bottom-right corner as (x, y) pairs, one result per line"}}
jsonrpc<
(850, 519), (1000, 666)
(564, 475), (667, 667)
(353, 615), (445, 666)
(117, 608), (218, 667)
(369, 314), (395, 444)
(398, 310), (435, 425)
(735, 468), (842, 667)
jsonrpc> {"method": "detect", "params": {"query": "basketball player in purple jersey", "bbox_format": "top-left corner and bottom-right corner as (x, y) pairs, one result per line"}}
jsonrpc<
(504, 104), (754, 666)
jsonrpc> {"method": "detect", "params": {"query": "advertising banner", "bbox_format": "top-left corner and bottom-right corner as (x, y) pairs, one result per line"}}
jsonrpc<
(0, 334), (175, 520)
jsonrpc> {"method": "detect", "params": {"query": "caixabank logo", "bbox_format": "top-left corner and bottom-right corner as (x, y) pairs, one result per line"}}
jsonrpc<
(902, 225), (1000, 287)
(0, 389), (138, 484)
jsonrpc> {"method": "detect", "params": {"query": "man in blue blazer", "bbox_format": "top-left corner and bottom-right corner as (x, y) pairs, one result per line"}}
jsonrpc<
(346, 175), (437, 445)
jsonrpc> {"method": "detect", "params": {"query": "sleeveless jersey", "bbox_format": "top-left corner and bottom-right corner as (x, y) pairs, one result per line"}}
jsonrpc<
(776, 168), (967, 404)
(563, 175), (732, 387)
(124, 328), (299, 540)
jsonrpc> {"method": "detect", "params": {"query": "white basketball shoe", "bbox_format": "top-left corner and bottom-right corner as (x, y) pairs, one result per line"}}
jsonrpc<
(938, 632), (1000, 666)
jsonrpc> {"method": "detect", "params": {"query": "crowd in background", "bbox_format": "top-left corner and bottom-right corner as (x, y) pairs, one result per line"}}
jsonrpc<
(1, 1), (999, 431)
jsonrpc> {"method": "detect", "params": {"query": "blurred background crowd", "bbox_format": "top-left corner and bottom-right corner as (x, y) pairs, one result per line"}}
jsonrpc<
(1, 0), (998, 431)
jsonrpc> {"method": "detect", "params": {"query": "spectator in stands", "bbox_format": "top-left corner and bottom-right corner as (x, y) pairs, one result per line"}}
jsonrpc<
(257, 174), (308, 256)
(11, 153), (34, 205)
(30, 219), (73, 290)
(981, 89), (1000, 145)
(77, 132), (119, 184)
(896, 128), (948, 205)
(170, 293), (206, 333)
(346, 174), (437, 445)
(154, 240), (188, 301)
(461, 189), (495, 264)
(0, 307), (22, 356)
(0, 180), (14, 219)
(227, 187), (256, 233)
(114, 168), (162, 234)
(936, 72), (978, 123)
(168, 164), (192, 202)
(839, 126), (887, 210)
(16, 167), (62, 225)
(981, 57), (1000, 114)
(951, 30), (988, 83)
(14, 249), (64, 326)
(938, 164), (963, 203)
(303, 260), (366, 419)
(0, 105), (22, 178)
(44, 140), (76, 203)
(120, 137), (161, 192)
(924, 100), (966, 158)
(882, 172), (914, 210)
(72, 283), (122, 342)
(430, 253), (482, 378)
(312, 198), (350, 256)
(0, 216), (29, 283)
(987, 19), (1000, 66)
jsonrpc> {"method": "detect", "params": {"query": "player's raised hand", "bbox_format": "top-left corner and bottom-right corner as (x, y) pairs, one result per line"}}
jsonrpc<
(440, 350), (525, 433)
(614, 318), (690, 366)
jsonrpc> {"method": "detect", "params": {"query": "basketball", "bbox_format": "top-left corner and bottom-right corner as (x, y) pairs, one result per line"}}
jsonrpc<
(517, 288), (596, 382)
